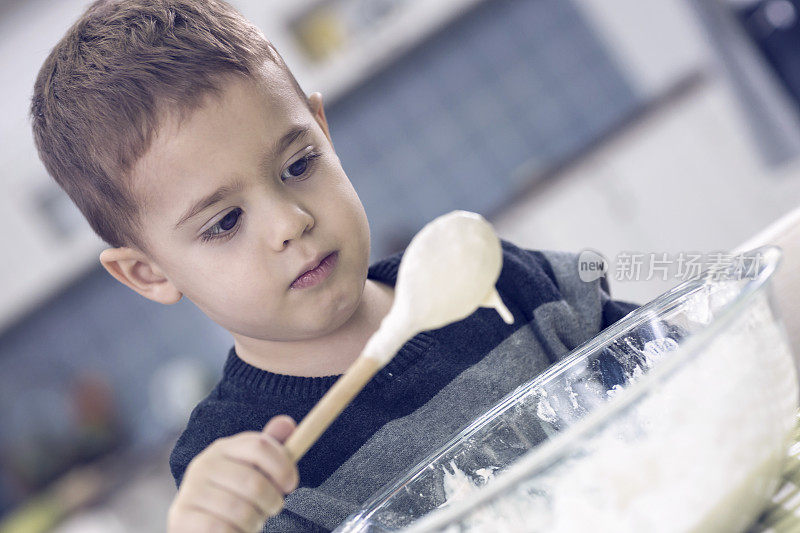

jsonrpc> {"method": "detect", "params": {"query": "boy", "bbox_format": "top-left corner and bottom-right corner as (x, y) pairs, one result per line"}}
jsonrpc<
(30, 1), (639, 531)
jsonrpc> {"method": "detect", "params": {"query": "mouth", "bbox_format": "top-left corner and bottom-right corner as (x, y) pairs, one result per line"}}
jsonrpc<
(290, 251), (338, 289)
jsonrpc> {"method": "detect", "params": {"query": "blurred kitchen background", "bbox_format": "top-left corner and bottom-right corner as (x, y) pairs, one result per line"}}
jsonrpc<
(3, 0), (800, 530)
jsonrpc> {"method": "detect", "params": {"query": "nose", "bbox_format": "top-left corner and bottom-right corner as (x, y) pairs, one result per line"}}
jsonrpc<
(270, 200), (314, 250)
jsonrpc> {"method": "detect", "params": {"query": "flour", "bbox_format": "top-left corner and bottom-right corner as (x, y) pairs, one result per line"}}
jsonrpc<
(441, 461), (496, 505)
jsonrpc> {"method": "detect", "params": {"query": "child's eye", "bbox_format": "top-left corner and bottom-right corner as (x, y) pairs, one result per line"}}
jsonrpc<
(198, 152), (320, 244)
(281, 151), (322, 181)
(200, 207), (242, 243)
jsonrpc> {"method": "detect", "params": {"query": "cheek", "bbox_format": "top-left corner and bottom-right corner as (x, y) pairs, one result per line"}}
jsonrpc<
(328, 174), (366, 221)
(185, 257), (261, 301)
(199, 271), (283, 322)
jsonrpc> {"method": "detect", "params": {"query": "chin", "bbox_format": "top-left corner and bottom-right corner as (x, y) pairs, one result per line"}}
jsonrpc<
(328, 276), (365, 327)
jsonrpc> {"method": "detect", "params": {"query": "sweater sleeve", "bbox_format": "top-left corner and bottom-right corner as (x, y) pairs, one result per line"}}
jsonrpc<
(169, 402), (225, 488)
(169, 397), (267, 488)
(526, 246), (653, 393)
(496, 241), (645, 370)
(598, 272), (641, 330)
(533, 246), (641, 331)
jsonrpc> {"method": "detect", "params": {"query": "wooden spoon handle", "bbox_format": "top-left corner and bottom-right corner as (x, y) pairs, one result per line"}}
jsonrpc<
(284, 356), (383, 462)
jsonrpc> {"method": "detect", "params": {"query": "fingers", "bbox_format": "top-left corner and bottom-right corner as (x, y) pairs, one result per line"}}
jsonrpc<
(220, 433), (299, 494)
(168, 503), (244, 533)
(171, 481), (265, 533)
(168, 422), (300, 533)
(200, 481), (275, 532)
(262, 414), (296, 444)
(208, 459), (284, 517)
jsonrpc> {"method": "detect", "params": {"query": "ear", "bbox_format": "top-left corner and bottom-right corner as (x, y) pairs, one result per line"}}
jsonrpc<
(99, 247), (182, 304)
(308, 92), (333, 146)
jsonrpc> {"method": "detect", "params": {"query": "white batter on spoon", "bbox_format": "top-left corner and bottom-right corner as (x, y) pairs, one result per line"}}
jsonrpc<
(361, 210), (514, 367)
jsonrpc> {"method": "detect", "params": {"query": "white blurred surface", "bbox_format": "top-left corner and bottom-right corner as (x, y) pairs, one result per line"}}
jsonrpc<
(492, 74), (800, 305)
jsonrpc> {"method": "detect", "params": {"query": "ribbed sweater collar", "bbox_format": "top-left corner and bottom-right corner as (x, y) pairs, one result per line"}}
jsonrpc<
(221, 250), (436, 399)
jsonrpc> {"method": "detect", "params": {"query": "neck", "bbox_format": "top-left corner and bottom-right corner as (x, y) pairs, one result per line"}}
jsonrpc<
(232, 278), (395, 377)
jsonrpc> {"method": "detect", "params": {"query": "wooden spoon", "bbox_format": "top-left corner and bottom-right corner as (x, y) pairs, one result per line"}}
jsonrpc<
(284, 210), (514, 462)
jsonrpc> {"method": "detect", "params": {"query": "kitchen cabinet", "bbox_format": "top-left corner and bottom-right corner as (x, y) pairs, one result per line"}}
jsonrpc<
(234, 0), (489, 104)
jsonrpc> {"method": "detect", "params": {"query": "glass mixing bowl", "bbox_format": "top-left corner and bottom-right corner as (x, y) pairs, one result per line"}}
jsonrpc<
(334, 246), (799, 533)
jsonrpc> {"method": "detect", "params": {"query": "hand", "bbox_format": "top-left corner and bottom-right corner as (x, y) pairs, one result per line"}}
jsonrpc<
(167, 415), (298, 533)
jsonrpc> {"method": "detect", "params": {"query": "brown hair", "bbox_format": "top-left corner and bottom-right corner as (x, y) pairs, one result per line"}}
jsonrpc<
(30, 0), (309, 253)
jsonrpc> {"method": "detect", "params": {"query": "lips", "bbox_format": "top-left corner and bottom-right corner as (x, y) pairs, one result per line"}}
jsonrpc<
(295, 252), (331, 279)
(292, 251), (336, 286)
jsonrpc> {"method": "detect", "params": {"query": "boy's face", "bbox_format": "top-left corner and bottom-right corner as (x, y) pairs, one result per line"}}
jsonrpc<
(118, 61), (372, 343)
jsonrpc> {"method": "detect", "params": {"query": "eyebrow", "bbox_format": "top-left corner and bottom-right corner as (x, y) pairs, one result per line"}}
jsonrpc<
(173, 125), (314, 231)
